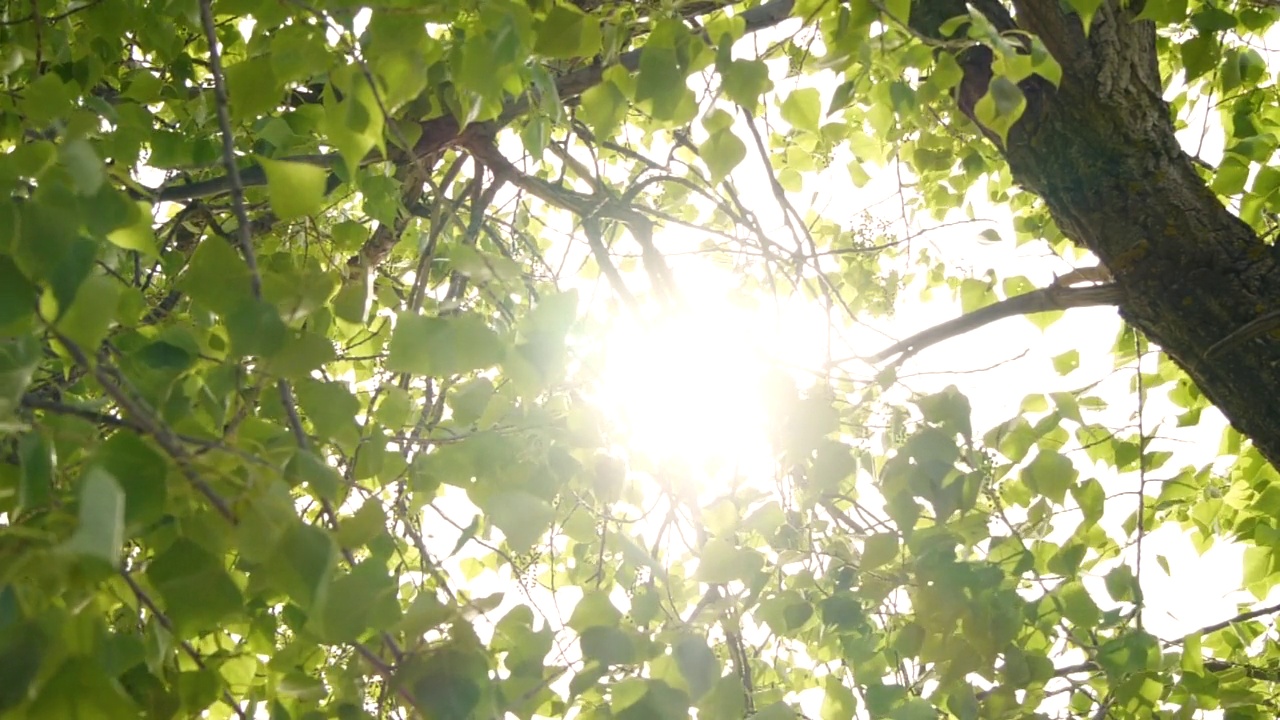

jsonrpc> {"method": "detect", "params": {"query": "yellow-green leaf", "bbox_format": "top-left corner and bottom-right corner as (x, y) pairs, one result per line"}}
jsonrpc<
(259, 157), (329, 220)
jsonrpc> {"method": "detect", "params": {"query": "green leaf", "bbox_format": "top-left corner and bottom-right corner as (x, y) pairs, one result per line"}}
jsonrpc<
(1072, 478), (1105, 528)
(387, 312), (504, 377)
(410, 647), (487, 720)
(1182, 632), (1204, 675)
(0, 334), (40, 419)
(1137, 0), (1187, 23)
(959, 277), (995, 312)
(699, 675), (747, 720)
(62, 467), (125, 567)
(374, 385), (414, 428)
(534, 4), (602, 59)
(636, 21), (700, 123)
(225, 56), (280, 121)
(821, 676), (858, 720)
(699, 129), (746, 183)
(322, 74), (386, 174)
(226, 297), (288, 358)
(0, 610), (45, 713)
(104, 198), (159, 256)
(483, 489), (553, 552)
(1244, 545), (1274, 585)
(312, 562), (401, 643)
(614, 680), (688, 719)
(892, 698), (937, 720)
(861, 533), (899, 570)
(288, 450), (342, 502)
(673, 636), (719, 701)
(1104, 565), (1141, 603)
(270, 25), (332, 84)
(59, 139), (105, 196)
(696, 538), (763, 584)
(264, 330), (336, 378)
(915, 385), (972, 439)
(1021, 449), (1077, 504)
(182, 239), (253, 316)
(568, 592), (623, 632)
(973, 76), (1026, 143)
(0, 256), (36, 330)
(94, 431), (168, 529)
(335, 500), (387, 549)
(1212, 155), (1249, 196)
(583, 625), (637, 667)
(332, 273), (373, 324)
(1181, 34), (1219, 83)
(278, 672), (326, 701)
(819, 595), (864, 630)
(295, 379), (361, 442)
(1052, 349), (1079, 375)
(259, 157), (329, 220)
(54, 274), (121, 352)
(1064, 0), (1104, 32)
(448, 377), (494, 426)
(265, 521), (337, 611)
(720, 59), (772, 113)
(17, 431), (54, 513)
(781, 88), (822, 133)
(19, 73), (74, 124)
(579, 79), (629, 139)
(1058, 581), (1100, 627)
(147, 538), (244, 636)
(751, 701), (795, 720)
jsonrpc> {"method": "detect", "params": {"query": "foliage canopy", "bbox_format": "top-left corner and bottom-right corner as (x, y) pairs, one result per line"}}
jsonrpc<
(4, 0), (1280, 718)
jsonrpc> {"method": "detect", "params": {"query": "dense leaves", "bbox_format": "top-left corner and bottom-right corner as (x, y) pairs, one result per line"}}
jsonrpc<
(2, 0), (1280, 719)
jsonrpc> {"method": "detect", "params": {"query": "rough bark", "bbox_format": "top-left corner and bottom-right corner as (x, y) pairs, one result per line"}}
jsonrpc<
(918, 0), (1280, 466)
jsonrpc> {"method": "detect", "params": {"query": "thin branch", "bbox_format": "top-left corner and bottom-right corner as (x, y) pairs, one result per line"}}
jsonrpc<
(119, 570), (249, 720)
(0, 0), (106, 26)
(196, 0), (262, 298)
(147, 0), (799, 203)
(850, 281), (1122, 365)
(1194, 601), (1280, 637)
(1206, 307), (1280, 357)
(19, 394), (269, 464)
(51, 331), (237, 523)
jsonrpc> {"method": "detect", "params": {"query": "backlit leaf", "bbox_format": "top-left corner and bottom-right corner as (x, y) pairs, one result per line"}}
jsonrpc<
(259, 158), (329, 220)
(148, 538), (243, 636)
(62, 467), (125, 567)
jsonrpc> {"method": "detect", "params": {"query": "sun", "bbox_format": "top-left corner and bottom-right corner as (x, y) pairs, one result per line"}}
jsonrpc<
(593, 281), (814, 487)
(598, 304), (770, 478)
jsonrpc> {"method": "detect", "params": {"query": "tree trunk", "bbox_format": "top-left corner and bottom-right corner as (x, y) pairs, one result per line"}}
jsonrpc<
(919, 0), (1280, 466)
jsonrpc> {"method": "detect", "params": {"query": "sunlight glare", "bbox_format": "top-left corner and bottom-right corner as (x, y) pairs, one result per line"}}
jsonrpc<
(597, 293), (780, 482)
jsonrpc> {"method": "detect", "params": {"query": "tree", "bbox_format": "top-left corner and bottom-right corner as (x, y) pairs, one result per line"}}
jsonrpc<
(2, 0), (1279, 717)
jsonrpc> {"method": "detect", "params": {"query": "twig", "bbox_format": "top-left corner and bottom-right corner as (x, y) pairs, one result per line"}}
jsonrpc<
(147, 0), (800, 203)
(196, 0), (262, 297)
(119, 570), (249, 720)
(0, 0), (106, 26)
(1206, 308), (1280, 357)
(19, 394), (270, 464)
(1194, 600), (1280, 637)
(52, 331), (237, 522)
